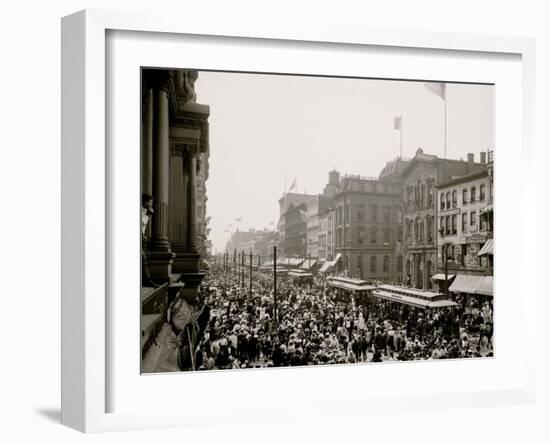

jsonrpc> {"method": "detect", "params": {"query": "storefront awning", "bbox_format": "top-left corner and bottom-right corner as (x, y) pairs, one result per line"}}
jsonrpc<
(318, 254), (341, 273)
(475, 276), (493, 296)
(478, 239), (494, 256)
(301, 259), (317, 270)
(430, 273), (456, 281)
(449, 274), (493, 296)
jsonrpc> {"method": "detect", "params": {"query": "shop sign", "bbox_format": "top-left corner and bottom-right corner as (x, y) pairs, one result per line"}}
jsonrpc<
(466, 233), (487, 244)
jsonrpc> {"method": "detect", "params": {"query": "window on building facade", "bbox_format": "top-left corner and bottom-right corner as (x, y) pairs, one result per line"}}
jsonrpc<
(462, 212), (467, 233)
(446, 192), (451, 210)
(397, 256), (403, 273)
(427, 181), (434, 207)
(383, 255), (389, 273)
(480, 184), (486, 201)
(418, 220), (424, 243)
(440, 193), (445, 210)
(480, 210), (487, 231)
(357, 204), (365, 221)
(357, 226), (366, 244)
(370, 226), (377, 244)
(452, 214), (457, 235)
(371, 205), (378, 223)
(471, 186), (476, 203)
(344, 204), (350, 223)
(370, 255), (377, 272)
(439, 216), (444, 235)
(383, 206), (390, 223)
(452, 190), (457, 207)
(462, 188), (468, 205)
(445, 216), (451, 235)
(427, 217), (433, 243)
(397, 208), (403, 224)
(420, 184), (425, 208)
(470, 211), (476, 226)
(406, 220), (411, 238)
(384, 227), (390, 244)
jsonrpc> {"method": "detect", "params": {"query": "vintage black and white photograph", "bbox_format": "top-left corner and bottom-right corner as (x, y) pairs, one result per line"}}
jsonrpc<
(140, 69), (494, 373)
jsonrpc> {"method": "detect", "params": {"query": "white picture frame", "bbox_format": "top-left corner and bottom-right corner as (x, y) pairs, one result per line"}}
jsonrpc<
(61, 9), (537, 433)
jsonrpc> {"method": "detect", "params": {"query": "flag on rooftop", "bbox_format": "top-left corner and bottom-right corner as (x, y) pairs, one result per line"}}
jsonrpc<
(288, 178), (297, 192)
(394, 115), (402, 130)
(425, 82), (446, 100)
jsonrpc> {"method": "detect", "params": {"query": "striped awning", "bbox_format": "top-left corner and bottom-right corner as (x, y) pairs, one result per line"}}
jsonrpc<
(478, 239), (494, 256)
(318, 254), (341, 273)
(431, 273), (456, 281)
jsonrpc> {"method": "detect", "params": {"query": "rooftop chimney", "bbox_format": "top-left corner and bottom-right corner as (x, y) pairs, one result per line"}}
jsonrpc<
(467, 153), (474, 173)
(480, 151), (487, 164)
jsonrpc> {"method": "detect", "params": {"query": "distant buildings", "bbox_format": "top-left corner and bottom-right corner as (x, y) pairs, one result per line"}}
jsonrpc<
(271, 147), (494, 291)
(277, 192), (314, 256)
(224, 228), (277, 259)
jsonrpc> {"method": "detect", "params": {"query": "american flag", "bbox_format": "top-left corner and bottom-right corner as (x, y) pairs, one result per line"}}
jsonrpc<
(394, 116), (402, 130)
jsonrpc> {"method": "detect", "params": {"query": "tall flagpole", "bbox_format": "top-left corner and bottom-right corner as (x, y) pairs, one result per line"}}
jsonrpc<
(444, 97), (447, 159)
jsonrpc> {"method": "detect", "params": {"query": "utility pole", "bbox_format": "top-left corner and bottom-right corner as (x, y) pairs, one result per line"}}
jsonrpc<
(273, 246), (278, 323)
(241, 251), (245, 288)
(249, 250), (253, 297)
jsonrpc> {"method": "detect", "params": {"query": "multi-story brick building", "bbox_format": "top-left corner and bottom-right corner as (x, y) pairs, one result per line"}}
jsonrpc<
(284, 202), (308, 257)
(435, 151), (494, 294)
(401, 148), (485, 290)
(305, 195), (334, 259)
(333, 174), (402, 281)
(276, 192), (314, 256)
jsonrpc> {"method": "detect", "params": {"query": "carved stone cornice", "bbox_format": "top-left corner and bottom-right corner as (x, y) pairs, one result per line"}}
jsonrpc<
(169, 126), (200, 156)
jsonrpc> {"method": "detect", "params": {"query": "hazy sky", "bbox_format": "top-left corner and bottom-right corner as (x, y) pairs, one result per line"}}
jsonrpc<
(194, 72), (494, 253)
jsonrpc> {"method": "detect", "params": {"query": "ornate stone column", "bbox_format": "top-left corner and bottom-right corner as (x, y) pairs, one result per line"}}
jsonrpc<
(148, 74), (175, 283)
(142, 83), (154, 199)
(186, 149), (199, 254)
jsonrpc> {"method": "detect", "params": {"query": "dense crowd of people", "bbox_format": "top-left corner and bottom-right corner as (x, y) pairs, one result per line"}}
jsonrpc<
(184, 269), (493, 371)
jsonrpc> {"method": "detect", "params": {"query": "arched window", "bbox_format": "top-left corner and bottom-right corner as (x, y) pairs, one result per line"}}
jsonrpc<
(370, 255), (377, 272)
(370, 226), (377, 244)
(446, 192), (451, 209)
(452, 190), (457, 207)
(383, 255), (390, 273)
(440, 193), (445, 210)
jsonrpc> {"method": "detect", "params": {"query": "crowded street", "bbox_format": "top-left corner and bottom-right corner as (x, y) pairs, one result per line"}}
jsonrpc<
(183, 267), (493, 371)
